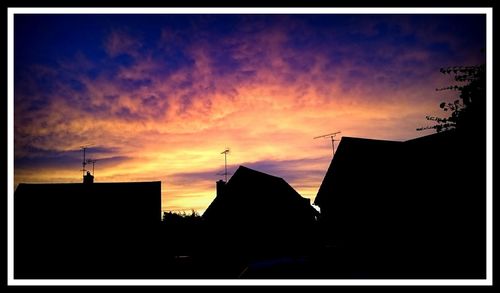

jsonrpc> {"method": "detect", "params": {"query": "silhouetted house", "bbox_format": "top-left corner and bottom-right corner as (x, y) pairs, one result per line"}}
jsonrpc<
(203, 166), (318, 255)
(14, 181), (161, 278)
(314, 129), (486, 278)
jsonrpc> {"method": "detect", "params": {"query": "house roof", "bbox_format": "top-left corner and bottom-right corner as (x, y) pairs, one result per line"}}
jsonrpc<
(15, 181), (162, 225)
(15, 181), (162, 278)
(203, 165), (318, 222)
(314, 136), (403, 206)
(314, 130), (460, 206)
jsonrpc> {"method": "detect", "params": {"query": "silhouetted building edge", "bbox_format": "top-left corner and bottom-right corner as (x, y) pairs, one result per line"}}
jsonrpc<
(14, 180), (162, 278)
(313, 129), (486, 278)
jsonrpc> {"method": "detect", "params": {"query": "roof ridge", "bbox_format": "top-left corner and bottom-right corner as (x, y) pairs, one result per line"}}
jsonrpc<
(340, 136), (403, 143)
(237, 165), (283, 180)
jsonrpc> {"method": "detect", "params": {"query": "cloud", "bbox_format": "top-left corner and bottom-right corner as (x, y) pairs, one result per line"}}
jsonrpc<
(14, 14), (486, 212)
(104, 29), (143, 58)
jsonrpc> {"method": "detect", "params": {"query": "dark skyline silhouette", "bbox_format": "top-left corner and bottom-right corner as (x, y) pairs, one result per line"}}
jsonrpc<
(314, 128), (485, 278)
(14, 120), (487, 279)
(15, 181), (161, 278)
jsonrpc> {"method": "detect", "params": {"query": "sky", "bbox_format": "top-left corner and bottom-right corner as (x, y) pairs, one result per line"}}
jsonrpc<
(13, 13), (486, 213)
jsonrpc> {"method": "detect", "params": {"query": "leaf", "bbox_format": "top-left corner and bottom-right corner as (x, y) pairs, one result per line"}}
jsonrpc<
(439, 102), (446, 108)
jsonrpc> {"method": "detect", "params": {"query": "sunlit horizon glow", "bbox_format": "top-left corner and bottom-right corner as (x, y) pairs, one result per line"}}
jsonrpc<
(14, 14), (485, 213)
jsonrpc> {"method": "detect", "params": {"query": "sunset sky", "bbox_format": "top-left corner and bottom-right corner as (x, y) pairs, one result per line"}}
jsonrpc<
(14, 13), (486, 213)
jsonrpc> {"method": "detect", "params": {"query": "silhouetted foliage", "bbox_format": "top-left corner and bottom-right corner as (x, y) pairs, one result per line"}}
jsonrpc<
(162, 210), (201, 222)
(418, 63), (486, 132)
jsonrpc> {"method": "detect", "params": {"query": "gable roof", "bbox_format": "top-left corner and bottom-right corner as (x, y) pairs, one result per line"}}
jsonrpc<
(203, 165), (317, 222)
(314, 137), (403, 206)
(314, 130), (463, 207)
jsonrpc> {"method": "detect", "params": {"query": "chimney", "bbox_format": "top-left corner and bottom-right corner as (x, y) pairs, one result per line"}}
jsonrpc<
(83, 171), (94, 184)
(216, 180), (226, 198)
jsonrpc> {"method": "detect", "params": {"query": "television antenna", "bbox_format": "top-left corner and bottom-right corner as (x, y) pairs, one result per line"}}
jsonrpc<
(220, 148), (230, 182)
(86, 158), (98, 177)
(80, 144), (94, 177)
(314, 131), (341, 156)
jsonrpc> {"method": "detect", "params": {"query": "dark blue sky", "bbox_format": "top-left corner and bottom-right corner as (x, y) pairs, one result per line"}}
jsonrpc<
(15, 14), (485, 72)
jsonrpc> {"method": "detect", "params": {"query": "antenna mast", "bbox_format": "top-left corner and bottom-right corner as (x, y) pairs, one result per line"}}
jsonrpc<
(220, 148), (230, 182)
(314, 131), (341, 156)
(80, 145), (93, 177)
(86, 159), (97, 177)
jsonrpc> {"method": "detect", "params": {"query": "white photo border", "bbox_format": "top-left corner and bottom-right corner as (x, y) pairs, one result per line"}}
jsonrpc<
(7, 7), (493, 286)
